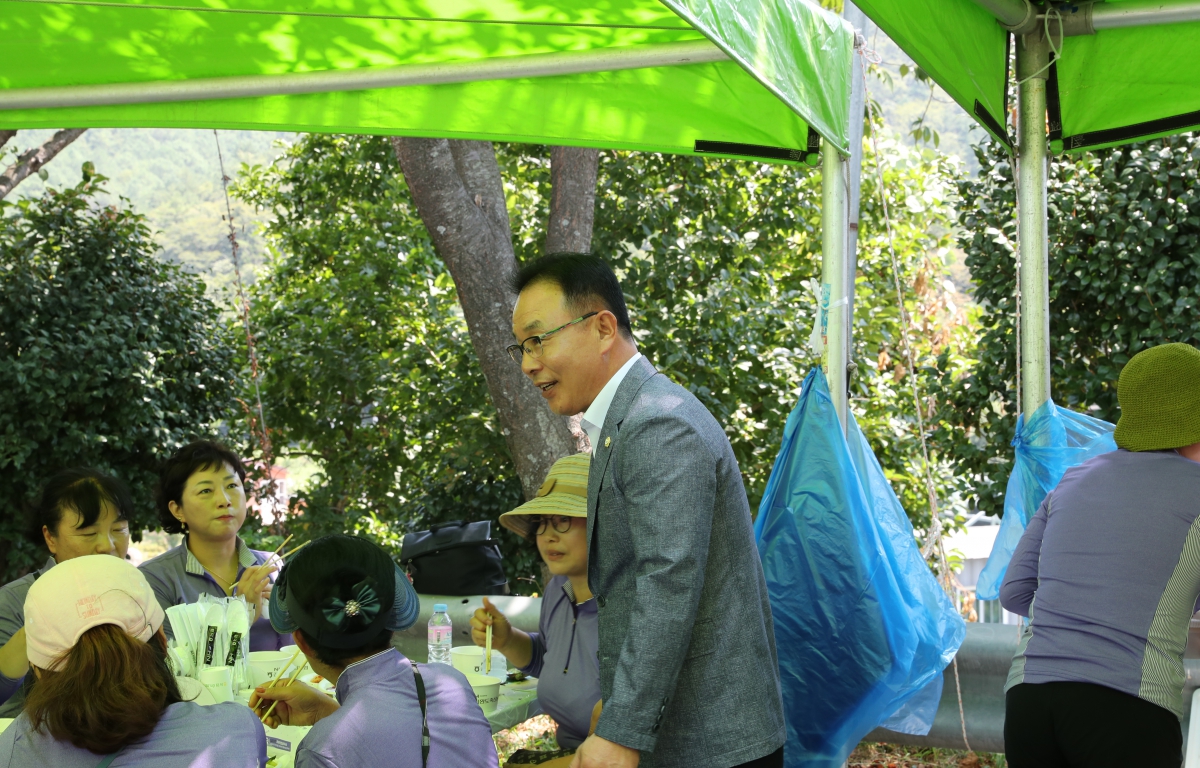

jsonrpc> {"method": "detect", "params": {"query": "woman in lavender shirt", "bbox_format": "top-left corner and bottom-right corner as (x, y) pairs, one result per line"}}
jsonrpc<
(251, 534), (498, 768)
(472, 453), (601, 763)
(140, 441), (286, 651)
(0, 554), (266, 767)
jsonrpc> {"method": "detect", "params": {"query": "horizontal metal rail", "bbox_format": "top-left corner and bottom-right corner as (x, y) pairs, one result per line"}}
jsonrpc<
(0, 40), (728, 112)
(971, 0), (1200, 36)
(1059, 0), (1200, 35)
(869, 622), (1200, 753)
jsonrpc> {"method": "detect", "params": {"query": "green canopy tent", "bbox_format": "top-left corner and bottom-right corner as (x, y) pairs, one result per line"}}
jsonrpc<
(0, 0), (851, 161)
(850, 0), (1200, 419)
(0, 0), (864, 425)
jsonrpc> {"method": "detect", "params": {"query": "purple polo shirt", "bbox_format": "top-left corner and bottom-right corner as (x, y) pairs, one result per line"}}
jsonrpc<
(139, 538), (287, 651)
(293, 647), (498, 768)
(0, 700), (266, 767)
(0, 557), (56, 713)
(520, 575), (600, 749)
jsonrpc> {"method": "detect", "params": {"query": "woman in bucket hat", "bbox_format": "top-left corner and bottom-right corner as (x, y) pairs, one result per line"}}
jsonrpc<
(1001, 342), (1200, 767)
(471, 453), (601, 763)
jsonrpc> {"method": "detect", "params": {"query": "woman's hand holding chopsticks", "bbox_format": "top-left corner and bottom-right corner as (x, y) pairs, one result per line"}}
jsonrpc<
(234, 562), (278, 623)
(250, 680), (339, 728)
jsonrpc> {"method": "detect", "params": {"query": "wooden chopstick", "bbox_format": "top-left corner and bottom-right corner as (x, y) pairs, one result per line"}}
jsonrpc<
(259, 660), (310, 723)
(262, 648), (304, 692)
(268, 534), (294, 562)
(277, 540), (311, 563)
(485, 624), (493, 674)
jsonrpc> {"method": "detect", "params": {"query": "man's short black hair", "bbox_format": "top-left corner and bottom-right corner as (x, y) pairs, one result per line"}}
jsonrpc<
(512, 253), (634, 340)
(155, 440), (247, 534)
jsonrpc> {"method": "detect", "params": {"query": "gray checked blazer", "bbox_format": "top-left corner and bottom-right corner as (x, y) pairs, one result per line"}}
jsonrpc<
(587, 356), (785, 768)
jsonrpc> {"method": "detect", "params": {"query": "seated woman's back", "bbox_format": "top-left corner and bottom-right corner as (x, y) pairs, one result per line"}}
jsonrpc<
(298, 648), (496, 768)
(0, 700), (265, 768)
(0, 554), (267, 767)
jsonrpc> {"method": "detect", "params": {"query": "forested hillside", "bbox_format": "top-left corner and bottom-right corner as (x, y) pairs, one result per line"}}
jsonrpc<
(5, 128), (289, 297)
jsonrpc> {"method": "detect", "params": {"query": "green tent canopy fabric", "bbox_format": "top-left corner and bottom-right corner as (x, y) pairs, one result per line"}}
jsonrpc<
(0, 0), (853, 160)
(853, 0), (1200, 152)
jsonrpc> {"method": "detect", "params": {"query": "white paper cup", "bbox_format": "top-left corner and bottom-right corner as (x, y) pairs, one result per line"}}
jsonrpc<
(450, 646), (507, 681)
(198, 666), (234, 704)
(464, 673), (501, 714)
(248, 650), (296, 687)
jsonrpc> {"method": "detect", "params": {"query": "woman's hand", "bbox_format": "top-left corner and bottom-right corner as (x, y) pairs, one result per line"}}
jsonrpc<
(470, 597), (534, 667)
(470, 598), (513, 652)
(0, 628), (29, 680)
(249, 681), (339, 728)
(236, 563), (277, 622)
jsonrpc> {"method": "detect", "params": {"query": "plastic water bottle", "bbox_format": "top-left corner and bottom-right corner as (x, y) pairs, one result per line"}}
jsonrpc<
(427, 604), (453, 665)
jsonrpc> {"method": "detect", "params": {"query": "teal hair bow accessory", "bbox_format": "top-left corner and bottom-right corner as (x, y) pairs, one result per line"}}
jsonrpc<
(321, 580), (381, 629)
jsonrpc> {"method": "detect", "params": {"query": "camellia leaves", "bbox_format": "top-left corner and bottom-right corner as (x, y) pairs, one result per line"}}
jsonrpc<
(0, 172), (238, 579)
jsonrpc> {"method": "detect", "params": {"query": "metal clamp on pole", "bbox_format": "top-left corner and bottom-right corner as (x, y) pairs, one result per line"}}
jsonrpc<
(969, 0), (1039, 35)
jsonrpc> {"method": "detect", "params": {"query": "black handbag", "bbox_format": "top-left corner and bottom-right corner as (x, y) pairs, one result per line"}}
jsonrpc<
(400, 520), (510, 596)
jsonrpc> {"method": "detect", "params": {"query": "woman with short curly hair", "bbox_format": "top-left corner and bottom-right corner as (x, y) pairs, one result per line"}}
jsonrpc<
(139, 439), (288, 651)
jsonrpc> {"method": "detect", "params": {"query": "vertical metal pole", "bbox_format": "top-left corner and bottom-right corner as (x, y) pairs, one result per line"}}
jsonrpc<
(821, 140), (850, 429)
(843, 1), (868, 388)
(1015, 30), (1052, 417)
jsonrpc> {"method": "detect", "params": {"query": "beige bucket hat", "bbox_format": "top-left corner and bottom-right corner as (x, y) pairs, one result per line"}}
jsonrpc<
(499, 452), (590, 537)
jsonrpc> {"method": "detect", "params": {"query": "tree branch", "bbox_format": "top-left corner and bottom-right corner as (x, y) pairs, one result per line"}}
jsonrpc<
(0, 131), (15, 152)
(546, 146), (599, 254)
(0, 128), (87, 200)
(392, 137), (577, 499)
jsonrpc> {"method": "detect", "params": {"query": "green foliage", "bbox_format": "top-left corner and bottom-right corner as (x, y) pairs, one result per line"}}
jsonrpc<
(0, 173), (238, 579)
(935, 134), (1200, 516)
(9, 128), (288, 296)
(232, 137), (537, 587)
(234, 134), (970, 591)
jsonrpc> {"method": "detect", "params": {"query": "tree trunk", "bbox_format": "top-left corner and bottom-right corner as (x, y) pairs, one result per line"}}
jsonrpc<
(546, 147), (600, 254)
(0, 131), (16, 152)
(392, 137), (576, 499)
(0, 128), (87, 200)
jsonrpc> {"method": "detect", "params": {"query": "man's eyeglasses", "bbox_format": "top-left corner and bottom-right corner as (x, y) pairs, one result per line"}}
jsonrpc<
(528, 514), (576, 536)
(507, 312), (598, 364)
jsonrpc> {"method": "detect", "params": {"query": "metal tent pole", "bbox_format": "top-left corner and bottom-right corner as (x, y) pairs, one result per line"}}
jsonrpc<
(843, 1), (868, 397)
(1015, 29), (1052, 417)
(0, 40), (729, 111)
(821, 140), (850, 430)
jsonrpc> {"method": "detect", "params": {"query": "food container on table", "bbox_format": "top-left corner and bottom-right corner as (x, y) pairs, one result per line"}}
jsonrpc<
(464, 673), (501, 714)
(248, 650), (298, 687)
(450, 646), (507, 681)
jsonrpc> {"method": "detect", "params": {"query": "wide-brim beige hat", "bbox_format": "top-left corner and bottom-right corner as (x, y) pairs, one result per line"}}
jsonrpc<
(499, 452), (590, 537)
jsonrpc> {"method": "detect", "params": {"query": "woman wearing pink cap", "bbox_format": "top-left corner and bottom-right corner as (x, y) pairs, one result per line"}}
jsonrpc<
(0, 555), (267, 767)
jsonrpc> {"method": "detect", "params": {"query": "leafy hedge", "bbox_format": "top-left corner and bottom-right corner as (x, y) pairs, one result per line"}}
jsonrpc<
(0, 172), (238, 579)
(932, 134), (1200, 516)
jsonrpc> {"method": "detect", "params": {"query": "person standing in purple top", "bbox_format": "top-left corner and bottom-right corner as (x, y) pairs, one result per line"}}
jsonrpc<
(1001, 343), (1200, 768)
(473, 452), (600, 762)
(140, 440), (287, 651)
(251, 534), (498, 768)
(0, 553), (267, 767)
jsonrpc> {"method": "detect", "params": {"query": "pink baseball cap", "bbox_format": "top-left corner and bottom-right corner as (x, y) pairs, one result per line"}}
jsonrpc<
(25, 555), (165, 671)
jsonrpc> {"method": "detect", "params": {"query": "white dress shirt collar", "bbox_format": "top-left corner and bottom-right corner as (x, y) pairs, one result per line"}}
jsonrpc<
(580, 352), (642, 452)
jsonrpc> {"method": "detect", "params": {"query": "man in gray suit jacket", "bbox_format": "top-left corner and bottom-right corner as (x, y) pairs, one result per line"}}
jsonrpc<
(509, 254), (785, 768)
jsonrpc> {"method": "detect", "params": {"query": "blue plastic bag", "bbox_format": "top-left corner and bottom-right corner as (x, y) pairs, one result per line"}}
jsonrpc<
(754, 370), (965, 767)
(975, 400), (1116, 601)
